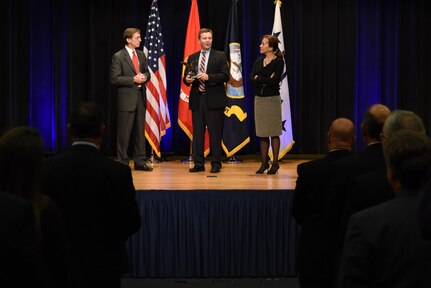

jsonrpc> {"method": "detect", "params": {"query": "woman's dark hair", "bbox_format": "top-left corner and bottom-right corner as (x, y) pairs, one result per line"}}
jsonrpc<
(261, 34), (283, 58)
(0, 126), (46, 229)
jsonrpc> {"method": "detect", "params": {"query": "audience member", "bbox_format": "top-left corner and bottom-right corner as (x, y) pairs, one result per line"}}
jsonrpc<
(0, 127), (68, 288)
(345, 110), (426, 224)
(338, 130), (431, 288)
(293, 118), (355, 288)
(250, 34), (284, 175)
(43, 102), (141, 288)
(326, 104), (391, 246)
(418, 167), (431, 240)
(381, 109), (426, 145)
(0, 191), (50, 288)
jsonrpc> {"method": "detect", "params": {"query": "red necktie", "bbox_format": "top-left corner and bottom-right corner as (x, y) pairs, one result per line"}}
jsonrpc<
(199, 51), (206, 92)
(132, 50), (140, 74)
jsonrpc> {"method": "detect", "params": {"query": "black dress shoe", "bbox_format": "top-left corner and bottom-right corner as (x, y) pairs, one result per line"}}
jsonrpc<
(189, 166), (205, 173)
(267, 163), (279, 175)
(210, 167), (220, 173)
(256, 162), (270, 174)
(135, 163), (153, 171)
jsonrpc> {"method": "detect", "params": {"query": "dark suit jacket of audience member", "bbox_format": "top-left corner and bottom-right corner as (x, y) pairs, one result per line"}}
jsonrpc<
(293, 149), (353, 282)
(43, 144), (141, 286)
(40, 195), (69, 287)
(184, 49), (229, 111)
(418, 167), (431, 240)
(338, 189), (431, 288)
(343, 167), (394, 224)
(327, 142), (386, 246)
(0, 192), (50, 288)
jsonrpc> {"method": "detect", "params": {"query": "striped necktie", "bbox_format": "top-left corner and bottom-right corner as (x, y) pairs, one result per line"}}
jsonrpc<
(199, 51), (206, 92)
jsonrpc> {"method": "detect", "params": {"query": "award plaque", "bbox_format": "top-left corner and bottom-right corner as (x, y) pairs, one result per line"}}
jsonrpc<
(181, 61), (198, 79)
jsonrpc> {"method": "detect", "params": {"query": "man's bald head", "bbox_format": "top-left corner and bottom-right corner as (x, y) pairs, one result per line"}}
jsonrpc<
(362, 104), (391, 142)
(369, 104), (391, 124)
(328, 118), (355, 151)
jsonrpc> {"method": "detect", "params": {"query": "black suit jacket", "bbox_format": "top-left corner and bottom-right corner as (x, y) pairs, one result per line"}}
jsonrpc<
(338, 189), (431, 288)
(293, 149), (352, 279)
(418, 167), (431, 240)
(43, 144), (141, 286)
(0, 192), (50, 288)
(183, 49), (229, 110)
(346, 167), (394, 219)
(110, 47), (150, 111)
(327, 143), (386, 245)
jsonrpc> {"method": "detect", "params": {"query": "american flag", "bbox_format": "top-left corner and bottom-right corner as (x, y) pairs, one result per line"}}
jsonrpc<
(143, 0), (171, 158)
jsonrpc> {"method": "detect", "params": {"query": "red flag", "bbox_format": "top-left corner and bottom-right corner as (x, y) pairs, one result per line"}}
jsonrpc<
(143, 0), (171, 157)
(178, 0), (210, 156)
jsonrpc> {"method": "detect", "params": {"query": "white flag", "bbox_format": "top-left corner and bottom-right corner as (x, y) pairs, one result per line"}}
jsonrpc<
(271, 0), (294, 160)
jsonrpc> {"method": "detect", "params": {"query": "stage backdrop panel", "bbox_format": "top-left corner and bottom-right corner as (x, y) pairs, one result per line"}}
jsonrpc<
(127, 189), (299, 278)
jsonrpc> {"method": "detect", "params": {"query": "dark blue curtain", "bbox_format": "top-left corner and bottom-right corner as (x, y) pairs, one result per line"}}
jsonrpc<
(1, 0), (430, 155)
(127, 189), (299, 277)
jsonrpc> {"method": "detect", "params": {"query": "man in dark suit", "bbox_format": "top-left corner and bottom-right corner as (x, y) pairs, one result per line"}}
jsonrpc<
(338, 130), (431, 288)
(327, 104), (391, 247)
(43, 102), (141, 288)
(183, 28), (229, 173)
(0, 192), (50, 288)
(293, 117), (355, 288)
(345, 109), (426, 228)
(419, 167), (431, 240)
(110, 27), (152, 171)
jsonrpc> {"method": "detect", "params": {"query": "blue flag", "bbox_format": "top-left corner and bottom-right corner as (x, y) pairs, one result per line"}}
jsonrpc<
(222, 0), (250, 157)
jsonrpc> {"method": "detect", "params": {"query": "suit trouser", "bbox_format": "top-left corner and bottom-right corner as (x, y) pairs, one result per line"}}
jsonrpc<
(117, 93), (146, 166)
(192, 93), (224, 168)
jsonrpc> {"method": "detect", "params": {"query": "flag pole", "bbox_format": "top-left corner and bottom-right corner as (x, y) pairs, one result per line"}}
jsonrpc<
(181, 141), (194, 163)
(223, 155), (242, 163)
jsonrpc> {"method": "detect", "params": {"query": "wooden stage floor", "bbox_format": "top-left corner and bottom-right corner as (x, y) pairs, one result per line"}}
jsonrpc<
(131, 156), (310, 190)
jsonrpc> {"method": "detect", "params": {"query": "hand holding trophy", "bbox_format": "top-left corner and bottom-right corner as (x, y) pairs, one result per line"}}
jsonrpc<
(181, 60), (198, 80)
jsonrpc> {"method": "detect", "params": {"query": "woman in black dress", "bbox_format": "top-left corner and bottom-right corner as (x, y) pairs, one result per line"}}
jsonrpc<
(250, 35), (284, 174)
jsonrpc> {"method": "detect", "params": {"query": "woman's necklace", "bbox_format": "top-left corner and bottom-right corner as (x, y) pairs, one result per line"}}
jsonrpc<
(263, 55), (276, 67)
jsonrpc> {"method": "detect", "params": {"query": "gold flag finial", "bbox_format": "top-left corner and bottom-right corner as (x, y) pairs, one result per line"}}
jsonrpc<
(274, 0), (282, 7)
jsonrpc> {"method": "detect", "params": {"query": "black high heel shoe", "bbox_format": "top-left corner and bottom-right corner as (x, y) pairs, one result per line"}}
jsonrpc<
(267, 163), (279, 175)
(256, 162), (270, 174)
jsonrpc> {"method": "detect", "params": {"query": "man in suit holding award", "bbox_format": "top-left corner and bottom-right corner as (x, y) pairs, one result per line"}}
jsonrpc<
(183, 28), (229, 173)
(110, 27), (152, 171)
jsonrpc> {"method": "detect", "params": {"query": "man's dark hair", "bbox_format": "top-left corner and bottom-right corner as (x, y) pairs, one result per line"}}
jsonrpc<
(198, 28), (213, 39)
(69, 102), (104, 138)
(385, 129), (431, 190)
(123, 27), (141, 44)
